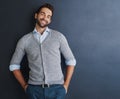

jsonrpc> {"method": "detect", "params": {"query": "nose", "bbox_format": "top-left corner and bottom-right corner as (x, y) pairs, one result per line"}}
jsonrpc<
(43, 15), (49, 21)
(42, 15), (47, 19)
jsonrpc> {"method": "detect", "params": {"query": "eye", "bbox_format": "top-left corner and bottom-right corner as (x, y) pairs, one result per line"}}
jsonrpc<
(40, 12), (45, 15)
(47, 15), (51, 19)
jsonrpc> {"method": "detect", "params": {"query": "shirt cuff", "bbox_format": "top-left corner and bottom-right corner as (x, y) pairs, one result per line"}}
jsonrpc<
(9, 64), (20, 71)
(65, 59), (76, 66)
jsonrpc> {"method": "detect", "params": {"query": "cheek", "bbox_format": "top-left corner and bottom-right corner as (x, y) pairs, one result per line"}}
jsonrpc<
(48, 19), (51, 23)
(48, 20), (51, 24)
(39, 15), (44, 19)
(38, 14), (44, 19)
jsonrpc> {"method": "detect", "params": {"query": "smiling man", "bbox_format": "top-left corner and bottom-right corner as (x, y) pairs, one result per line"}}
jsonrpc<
(9, 3), (76, 99)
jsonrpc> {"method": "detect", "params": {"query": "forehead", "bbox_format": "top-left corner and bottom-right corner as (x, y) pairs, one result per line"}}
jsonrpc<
(40, 7), (52, 16)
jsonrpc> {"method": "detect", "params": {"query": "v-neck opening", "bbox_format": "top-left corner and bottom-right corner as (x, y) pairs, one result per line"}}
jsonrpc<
(31, 30), (51, 45)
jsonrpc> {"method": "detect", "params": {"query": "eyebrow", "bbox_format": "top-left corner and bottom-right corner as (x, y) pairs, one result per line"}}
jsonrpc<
(40, 11), (45, 14)
(40, 11), (52, 17)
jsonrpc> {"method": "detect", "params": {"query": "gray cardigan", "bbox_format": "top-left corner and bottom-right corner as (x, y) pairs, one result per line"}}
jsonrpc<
(10, 29), (76, 85)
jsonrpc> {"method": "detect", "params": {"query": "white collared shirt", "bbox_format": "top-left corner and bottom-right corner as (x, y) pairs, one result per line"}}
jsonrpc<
(33, 27), (50, 43)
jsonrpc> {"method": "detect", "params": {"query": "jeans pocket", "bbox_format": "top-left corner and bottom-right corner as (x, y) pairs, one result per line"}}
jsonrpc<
(25, 85), (29, 93)
(62, 85), (67, 94)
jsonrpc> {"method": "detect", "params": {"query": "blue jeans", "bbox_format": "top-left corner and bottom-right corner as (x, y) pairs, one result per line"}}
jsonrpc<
(26, 84), (66, 99)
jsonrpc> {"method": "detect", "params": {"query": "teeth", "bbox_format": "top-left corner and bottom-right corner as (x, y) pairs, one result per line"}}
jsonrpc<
(41, 20), (46, 24)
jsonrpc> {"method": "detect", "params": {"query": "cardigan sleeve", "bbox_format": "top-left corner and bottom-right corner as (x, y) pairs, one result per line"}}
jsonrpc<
(59, 34), (76, 66)
(9, 37), (26, 71)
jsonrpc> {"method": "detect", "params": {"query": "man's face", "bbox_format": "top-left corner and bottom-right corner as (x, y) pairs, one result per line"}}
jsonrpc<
(35, 7), (52, 28)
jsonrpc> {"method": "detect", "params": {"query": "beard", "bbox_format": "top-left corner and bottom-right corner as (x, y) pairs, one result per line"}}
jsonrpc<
(36, 18), (49, 28)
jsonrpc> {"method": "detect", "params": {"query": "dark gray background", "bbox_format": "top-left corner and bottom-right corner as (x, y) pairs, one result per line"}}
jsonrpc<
(1, 0), (120, 99)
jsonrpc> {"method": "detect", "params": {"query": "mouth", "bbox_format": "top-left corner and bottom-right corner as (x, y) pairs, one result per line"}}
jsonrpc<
(36, 18), (49, 28)
(40, 19), (48, 24)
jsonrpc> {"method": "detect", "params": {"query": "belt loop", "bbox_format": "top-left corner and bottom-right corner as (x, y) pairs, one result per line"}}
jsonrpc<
(42, 84), (44, 88)
(48, 84), (50, 88)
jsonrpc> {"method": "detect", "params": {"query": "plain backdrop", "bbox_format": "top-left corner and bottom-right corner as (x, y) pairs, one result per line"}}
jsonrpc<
(1, 0), (120, 99)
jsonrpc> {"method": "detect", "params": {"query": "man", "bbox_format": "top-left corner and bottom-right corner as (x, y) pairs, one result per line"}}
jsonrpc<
(9, 3), (76, 99)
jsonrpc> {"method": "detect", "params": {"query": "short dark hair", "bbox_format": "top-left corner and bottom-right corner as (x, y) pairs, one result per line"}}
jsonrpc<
(36, 3), (54, 15)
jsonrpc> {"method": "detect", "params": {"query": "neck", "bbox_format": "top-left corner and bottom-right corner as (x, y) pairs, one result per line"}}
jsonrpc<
(35, 24), (47, 35)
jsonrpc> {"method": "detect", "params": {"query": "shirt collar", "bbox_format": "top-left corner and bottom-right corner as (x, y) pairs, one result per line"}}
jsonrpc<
(33, 27), (50, 36)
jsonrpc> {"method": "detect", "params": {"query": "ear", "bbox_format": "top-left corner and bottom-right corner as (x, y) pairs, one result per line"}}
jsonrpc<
(35, 13), (37, 19)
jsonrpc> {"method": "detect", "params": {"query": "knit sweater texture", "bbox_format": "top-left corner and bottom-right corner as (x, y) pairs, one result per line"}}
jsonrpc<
(10, 29), (76, 85)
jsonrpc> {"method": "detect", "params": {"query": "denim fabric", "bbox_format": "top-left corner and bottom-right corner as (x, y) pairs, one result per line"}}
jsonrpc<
(26, 84), (66, 99)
